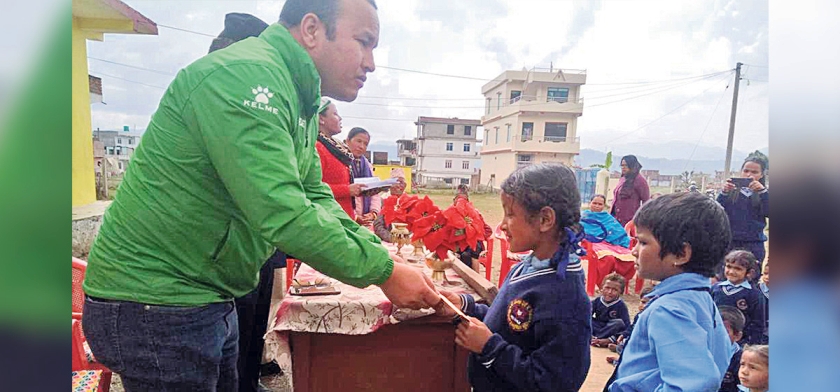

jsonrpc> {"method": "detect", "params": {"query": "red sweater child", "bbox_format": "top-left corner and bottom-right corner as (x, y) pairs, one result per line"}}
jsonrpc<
(316, 141), (355, 219)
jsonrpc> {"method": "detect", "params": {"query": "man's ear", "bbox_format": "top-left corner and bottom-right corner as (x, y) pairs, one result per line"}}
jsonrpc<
(539, 206), (556, 233)
(297, 13), (325, 49)
(674, 243), (692, 267)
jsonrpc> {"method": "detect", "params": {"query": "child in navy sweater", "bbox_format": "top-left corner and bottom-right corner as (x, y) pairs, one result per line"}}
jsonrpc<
(609, 192), (733, 391)
(442, 163), (591, 392)
(717, 153), (769, 265)
(591, 273), (631, 347)
(718, 305), (746, 392)
(712, 250), (766, 345)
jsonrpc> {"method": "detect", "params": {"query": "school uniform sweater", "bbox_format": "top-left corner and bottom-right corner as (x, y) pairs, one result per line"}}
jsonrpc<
(716, 188), (769, 243)
(610, 273), (732, 392)
(458, 253), (591, 392)
(592, 297), (631, 339)
(712, 280), (766, 345)
(719, 342), (742, 392)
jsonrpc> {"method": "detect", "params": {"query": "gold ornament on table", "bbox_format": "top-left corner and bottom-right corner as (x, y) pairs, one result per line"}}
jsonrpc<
(425, 250), (456, 285)
(390, 222), (411, 255)
(410, 239), (426, 259)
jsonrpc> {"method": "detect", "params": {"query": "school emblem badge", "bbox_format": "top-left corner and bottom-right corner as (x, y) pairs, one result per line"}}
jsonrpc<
(507, 299), (533, 332)
(609, 310), (618, 318)
(736, 298), (748, 311)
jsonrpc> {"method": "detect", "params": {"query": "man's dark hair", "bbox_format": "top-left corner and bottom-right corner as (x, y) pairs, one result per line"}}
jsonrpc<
(209, 13), (268, 53)
(718, 305), (746, 333)
(634, 192), (732, 277)
(279, 0), (378, 40)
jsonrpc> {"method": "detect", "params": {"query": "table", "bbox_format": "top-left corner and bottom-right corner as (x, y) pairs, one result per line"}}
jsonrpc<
(265, 244), (483, 392)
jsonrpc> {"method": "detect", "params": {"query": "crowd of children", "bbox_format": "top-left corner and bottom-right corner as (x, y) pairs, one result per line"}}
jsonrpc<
(436, 155), (770, 391)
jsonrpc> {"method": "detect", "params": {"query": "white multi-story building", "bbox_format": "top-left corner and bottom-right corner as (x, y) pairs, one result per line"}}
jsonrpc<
(410, 116), (482, 186)
(479, 67), (586, 188)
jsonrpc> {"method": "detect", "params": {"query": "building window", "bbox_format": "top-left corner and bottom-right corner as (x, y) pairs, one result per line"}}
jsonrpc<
(446, 142), (453, 151)
(547, 87), (569, 103)
(484, 130), (489, 143)
(460, 178), (469, 185)
(445, 160), (452, 169)
(497, 92), (502, 110)
(494, 127), (499, 144)
(447, 124), (455, 134)
(463, 143), (471, 152)
(117, 137), (122, 144)
(444, 178), (453, 184)
(521, 122), (534, 142)
(506, 124), (511, 142)
(115, 147), (121, 155)
(510, 90), (522, 103)
(485, 98), (491, 115)
(462, 161), (470, 170)
(464, 125), (472, 136)
(544, 122), (568, 142)
(128, 138), (133, 145)
(517, 154), (533, 169)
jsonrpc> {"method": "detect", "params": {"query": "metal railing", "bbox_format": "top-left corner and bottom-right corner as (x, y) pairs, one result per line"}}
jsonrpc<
(544, 136), (581, 143)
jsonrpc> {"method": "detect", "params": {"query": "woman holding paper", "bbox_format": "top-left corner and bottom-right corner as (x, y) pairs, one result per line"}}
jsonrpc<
(347, 127), (381, 227)
(316, 98), (364, 219)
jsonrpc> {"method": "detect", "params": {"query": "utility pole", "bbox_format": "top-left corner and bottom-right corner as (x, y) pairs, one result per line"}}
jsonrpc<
(723, 62), (743, 178)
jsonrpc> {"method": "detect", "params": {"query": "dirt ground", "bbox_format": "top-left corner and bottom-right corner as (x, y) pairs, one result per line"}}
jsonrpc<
(109, 191), (641, 392)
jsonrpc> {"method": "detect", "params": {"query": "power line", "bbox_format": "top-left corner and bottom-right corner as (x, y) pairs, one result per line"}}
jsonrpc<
(593, 71), (734, 149)
(682, 74), (733, 171)
(158, 23), (216, 37)
(585, 71), (733, 109)
(89, 57), (176, 76)
(90, 71), (168, 90)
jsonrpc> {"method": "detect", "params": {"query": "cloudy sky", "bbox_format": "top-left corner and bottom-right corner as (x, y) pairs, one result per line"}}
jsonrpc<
(88, 0), (768, 163)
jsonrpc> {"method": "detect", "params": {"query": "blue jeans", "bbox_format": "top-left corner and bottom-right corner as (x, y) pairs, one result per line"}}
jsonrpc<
(82, 296), (239, 391)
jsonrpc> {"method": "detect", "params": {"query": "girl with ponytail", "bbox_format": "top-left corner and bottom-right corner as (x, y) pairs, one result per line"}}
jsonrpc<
(718, 152), (770, 265)
(440, 163), (591, 392)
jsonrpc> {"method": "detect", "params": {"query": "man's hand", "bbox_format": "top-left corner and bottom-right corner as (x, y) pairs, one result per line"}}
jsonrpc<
(349, 183), (366, 197)
(434, 290), (463, 318)
(380, 260), (440, 310)
(455, 316), (493, 353)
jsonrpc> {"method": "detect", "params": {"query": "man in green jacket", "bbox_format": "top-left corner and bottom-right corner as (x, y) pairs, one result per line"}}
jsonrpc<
(81, 0), (441, 390)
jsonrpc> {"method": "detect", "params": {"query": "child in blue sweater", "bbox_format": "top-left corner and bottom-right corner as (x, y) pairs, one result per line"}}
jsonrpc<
(609, 192), (733, 391)
(442, 163), (591, 392)
(712, 250), (766, 345)
(591, 273), (631, 347)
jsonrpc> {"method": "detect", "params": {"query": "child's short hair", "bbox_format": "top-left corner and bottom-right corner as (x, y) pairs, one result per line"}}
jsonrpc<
(634, 192), (732, 277)
(602, 273), (626, 293)
(501, 163), (581, 235)
(725, 249), (758, 271)
(742, 344), (769, 365)
(718, 305), (746, 333)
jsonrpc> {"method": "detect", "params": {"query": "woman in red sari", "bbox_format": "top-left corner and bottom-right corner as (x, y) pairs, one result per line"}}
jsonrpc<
(315, 98), (365, 218)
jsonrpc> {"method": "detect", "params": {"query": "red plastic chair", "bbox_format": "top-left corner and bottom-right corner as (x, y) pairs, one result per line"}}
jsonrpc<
(474, 237), (494, 281)
(624, 221), (646, 294)
(72, 257), (87, 314)
(495, 224), (530, 288)
(285, 258), (301, 292)
(72, 312), (112, 391)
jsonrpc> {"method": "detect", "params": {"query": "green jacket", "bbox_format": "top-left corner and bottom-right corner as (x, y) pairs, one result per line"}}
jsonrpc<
(84, 25), (393, 306)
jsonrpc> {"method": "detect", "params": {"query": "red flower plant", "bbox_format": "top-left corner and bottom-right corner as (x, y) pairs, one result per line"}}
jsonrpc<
(412, 210), (455, 260)
(405, 196), (440, 230)
(443, 198), (487, 251)
(382, 193), (420, 226)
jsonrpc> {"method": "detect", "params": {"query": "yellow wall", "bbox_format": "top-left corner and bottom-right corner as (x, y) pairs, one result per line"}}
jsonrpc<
(72, 17), (96, 206)
(372, 165), (413, 193)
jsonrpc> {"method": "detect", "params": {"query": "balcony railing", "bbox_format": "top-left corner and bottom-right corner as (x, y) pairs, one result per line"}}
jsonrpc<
(544, 136), (581, 143)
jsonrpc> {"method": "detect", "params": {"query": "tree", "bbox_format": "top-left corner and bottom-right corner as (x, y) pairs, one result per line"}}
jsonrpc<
(590, 151), (613, 171)
(680, 170), (696, 189)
